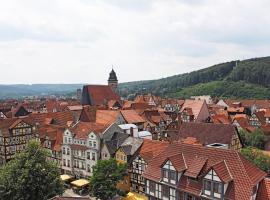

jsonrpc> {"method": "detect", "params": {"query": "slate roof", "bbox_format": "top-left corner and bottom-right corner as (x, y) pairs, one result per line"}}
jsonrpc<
(119, 137), (143, 156)
(105, 132), (129, 155)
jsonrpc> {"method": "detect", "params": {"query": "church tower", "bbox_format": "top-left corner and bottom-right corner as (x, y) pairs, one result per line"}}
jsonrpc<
(108, 68), (118, 92)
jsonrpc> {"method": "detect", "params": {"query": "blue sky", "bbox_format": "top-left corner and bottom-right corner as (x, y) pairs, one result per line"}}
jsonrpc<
(0, 0), (269, 84)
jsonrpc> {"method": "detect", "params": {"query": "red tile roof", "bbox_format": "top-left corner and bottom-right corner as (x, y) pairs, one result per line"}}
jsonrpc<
(29, 111), (74, 127)
(169, 122), (239, 146)
(121, 110), (146, 124)
(96, 110), (120, 125)
(139, 139), (169, 162)
(256, 178), (270, 200)
(70, 122), (109, 139)
(143, 143), (266, 200)
(83, 85), (120, 106)
(180, 100), (206, 119)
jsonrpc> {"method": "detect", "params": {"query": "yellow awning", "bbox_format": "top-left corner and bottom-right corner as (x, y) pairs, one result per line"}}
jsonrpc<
(122, 192), (148, 200)
(60, 174), (72, 181)
(71, 179), (90, 187)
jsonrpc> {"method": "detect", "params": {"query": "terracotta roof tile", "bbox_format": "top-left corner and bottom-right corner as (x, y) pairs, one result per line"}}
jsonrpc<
(82, 85), (120, 106)
(256, 178), (270, 200)
(121, 110), (146, 124)
(71, 121), (109, 139)
(143, 143), (266, 200)
(180, 100), (206, 119)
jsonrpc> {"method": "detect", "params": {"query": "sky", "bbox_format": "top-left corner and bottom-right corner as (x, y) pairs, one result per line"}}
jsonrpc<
(0, 0), (269, 84)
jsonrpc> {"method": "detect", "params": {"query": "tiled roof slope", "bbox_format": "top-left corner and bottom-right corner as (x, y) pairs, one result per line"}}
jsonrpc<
(256, 178), (270, 200)
(70, 121), (109, 139)
(180, 100), (206, 119)
(82, 85), (120, 106)
(139, 139), (169, 162)
(143, 143), (266, 200)
(120, 110), (146, 124)
(169, 122), (239, 146)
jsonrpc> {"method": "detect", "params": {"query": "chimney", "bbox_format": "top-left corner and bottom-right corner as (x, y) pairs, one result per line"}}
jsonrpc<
(130, 127), (134, 137)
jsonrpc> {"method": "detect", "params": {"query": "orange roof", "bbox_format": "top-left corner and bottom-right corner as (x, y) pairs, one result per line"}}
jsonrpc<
(256, 178), (270, 200)
(121, 110), (146, 124)
(139, 139), (169, 162)
(227, 107), (245, 113)
(83, 85), (120, 106)
(96, 110), (120, 125)
(180, 100), (206, 119)
(265, 109), (270, 118)
(212, 114), (231, 124)
(143, 143), (266, 200)
(71, 122), (108, 139)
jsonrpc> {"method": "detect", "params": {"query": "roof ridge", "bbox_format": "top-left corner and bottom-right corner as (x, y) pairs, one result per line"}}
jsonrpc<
(223, 160), (233, 180)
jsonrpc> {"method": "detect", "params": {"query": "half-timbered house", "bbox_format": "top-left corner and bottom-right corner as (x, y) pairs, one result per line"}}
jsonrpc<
(0, 118), (36, 165)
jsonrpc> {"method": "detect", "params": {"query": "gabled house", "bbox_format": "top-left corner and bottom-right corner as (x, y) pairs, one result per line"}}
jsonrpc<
(130, 139), (169, 194)
(179, 100), (210, 123)
(62, 122), (109, 178)
(39, 124), (65, 168)
(0, 118), (37, 165)
(164, 122), (242, 151)
(249, 111), (266, 128)
(143, 143), (267, 200)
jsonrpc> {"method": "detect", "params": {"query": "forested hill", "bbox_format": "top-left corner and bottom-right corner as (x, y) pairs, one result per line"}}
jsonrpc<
(118, 57), (270, 99)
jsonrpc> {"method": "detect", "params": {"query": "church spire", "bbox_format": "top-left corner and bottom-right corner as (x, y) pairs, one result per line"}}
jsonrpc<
(108, 67), (118, 92)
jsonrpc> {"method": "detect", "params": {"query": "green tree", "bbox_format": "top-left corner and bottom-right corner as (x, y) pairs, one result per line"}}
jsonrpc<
(241, 147), (270, 173)
(239, 129), (267, 149)
(0, 140), (64, 200)
(89, 158), (127, 200)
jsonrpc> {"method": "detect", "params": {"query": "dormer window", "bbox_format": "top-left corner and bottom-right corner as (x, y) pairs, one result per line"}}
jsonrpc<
(162, 160), (177, 184)
(203, 169), (223, 199)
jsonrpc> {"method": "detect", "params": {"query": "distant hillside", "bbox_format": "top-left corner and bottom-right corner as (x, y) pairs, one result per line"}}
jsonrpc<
(118, 56), (270, 99)
(0, 84), (84, 99)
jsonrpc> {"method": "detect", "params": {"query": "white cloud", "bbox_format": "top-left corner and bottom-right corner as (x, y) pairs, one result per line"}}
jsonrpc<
(0, 0), (269, 84)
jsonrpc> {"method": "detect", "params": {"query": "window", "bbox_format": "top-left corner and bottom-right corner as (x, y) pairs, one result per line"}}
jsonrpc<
(170, 171), (176, 181)
(67, 148), (70, 155)
(87, 164), (91, 172)
(186, 194), (194, 200)
(162, 185), (169, 198)
(93, 141), (97, 148)
(163, 169), (169, 179)
(213, 182), (222, 194)
(203, 179), (223, 197)
(63, 159), (66, 166)
(149, 181), (155, 193)
(89, 141), (92, 147)
(62, 147), (66, 154)
(92, 153), (96, 161)
(68, 138), (71, 143)
(87, 152), (90, 159)
(67, 160), (70, 167)
(204, 180), (211, 191)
